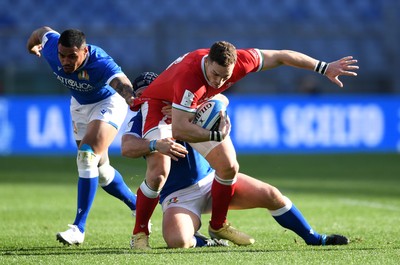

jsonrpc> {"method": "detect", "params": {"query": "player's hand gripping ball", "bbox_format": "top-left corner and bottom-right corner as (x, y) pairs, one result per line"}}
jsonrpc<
(193, 99), (227, 131)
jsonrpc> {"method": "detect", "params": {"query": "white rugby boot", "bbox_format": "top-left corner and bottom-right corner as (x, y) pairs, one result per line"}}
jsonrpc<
(56, 224), (85, 245)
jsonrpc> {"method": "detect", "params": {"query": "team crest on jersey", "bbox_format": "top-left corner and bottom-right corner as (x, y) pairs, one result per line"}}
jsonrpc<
(167, 197), (179, 205)
(78, 70), (89, 81)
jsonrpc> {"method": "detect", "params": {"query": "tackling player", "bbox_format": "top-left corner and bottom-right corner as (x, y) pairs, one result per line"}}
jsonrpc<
(123, 72), (349, 248)
(129, 41), (359, 249)
(27, 26), (137, 245)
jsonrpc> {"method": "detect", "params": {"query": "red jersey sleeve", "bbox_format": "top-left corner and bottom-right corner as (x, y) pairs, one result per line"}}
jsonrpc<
(235, 48), (264, 75)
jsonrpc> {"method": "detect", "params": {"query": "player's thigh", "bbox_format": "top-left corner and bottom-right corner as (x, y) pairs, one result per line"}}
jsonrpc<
(81, 120), (119, 154)
(72, 94), (127, 153)
(230, 173), (285, 210)
(163, 207), (200, 247)
(205, 136), (239, 177)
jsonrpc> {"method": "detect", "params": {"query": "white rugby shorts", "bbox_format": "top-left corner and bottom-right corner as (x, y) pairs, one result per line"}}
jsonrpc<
(70, 94), (128, 141)
(161, 171), (214, 220)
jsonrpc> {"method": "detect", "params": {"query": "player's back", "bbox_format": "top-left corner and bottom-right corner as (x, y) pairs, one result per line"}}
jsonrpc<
(141, 49), (209, 102)
(160, 141), (213, 203)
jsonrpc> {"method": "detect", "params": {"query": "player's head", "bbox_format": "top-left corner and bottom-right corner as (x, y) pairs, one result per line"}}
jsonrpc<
(58, 29), (88, 74)
(133, 72), (159, 97)
(205, 41), (237, 89)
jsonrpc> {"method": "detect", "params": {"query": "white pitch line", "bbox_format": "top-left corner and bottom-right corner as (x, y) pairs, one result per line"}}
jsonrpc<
(340, 199), (400, 212)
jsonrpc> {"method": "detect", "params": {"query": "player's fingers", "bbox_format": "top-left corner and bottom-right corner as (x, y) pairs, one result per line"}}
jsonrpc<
(345, 65), (359, 71)
(342, 70), (358, 76)
(340, 56), (353, 61)
(344, 59), (358, 65)
(169, 148), (187, 160)
(172, 145), (188, 155)
(331, 76), (343, 88)
(169, 154), (179, 161)
(167, 139), (188, 153)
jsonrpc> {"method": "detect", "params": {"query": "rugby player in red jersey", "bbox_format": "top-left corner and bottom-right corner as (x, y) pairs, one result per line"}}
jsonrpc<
(130, 41), (358, 249)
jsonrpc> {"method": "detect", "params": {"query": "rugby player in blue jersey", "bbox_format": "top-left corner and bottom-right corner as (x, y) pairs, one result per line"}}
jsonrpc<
(122, 72), (349, 248)
(27, 26), (138, 245)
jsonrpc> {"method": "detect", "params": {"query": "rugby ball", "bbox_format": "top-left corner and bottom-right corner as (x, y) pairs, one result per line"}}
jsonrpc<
(193, 99), (226, 130)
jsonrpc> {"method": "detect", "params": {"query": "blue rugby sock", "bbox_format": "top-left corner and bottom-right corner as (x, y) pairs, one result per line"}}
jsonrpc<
(73, 176), (98, 233)
(102, 169), (137, 211)
(271, 197), (321, 245)
(194, 235), (207, 247)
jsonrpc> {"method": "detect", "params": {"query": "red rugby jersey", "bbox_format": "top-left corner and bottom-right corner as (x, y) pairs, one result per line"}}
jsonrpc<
(138, 48), (263, 113)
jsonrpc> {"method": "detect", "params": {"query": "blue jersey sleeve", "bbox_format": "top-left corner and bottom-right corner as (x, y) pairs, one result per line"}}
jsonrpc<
(41, 31), (61, 67)
(125, 111), (143, 137)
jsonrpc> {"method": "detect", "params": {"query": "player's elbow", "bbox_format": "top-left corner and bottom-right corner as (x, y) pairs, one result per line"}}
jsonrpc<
(121, 145), (133, 158)
(171, 127), (185, 141)
(120, 145), (131, 158)
(121, 136), (141, 158)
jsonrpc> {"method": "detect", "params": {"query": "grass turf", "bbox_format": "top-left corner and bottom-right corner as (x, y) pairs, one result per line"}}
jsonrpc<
(0, 154), (399, 264)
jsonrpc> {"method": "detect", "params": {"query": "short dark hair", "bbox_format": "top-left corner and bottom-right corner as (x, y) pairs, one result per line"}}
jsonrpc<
(58, 29), (86, 48)
(209, 41), (237, 67)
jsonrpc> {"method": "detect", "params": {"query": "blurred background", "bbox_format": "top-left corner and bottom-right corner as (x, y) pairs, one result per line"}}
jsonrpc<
(1, 0), (399, 95)
(1, 0), (400, 155)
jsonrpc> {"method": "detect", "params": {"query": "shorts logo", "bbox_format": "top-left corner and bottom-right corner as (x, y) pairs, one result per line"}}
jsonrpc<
(167, 197), (179, 205)
(100, 109), (107, 115)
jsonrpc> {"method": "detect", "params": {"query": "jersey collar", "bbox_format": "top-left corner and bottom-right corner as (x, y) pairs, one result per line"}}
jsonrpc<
(201, 55), (212, 87)
(76, 47), (89, 72)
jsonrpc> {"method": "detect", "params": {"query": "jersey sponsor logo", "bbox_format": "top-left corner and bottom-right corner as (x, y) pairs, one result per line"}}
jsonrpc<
(180, 89), (195, 107)
(55, 74), (95, 92)
(78, 70), (89, 81)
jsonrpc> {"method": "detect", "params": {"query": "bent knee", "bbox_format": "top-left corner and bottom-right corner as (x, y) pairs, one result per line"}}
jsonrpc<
(215, 161), (239, 179)
(98, 163), (115, 186)
(165, 235), (193, 248)
(77, 144), (101, 178)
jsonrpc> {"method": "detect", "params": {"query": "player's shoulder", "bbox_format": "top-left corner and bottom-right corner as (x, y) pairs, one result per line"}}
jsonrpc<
(183, 49), (209, 71)
(88, 44), (112, 60)
(43, 29), (59, 38)
(41, 30), (60, 55)
(191, 48), (209, 56)
(237, 48), (263, 72)
(87, 44), (119, 68)
(237, 48), (261, 60)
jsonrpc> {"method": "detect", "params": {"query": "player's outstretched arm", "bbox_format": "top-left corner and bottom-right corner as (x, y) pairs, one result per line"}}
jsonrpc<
(121, 135), (187, 161)
(109, 75), (135, 106)
(26, 26), (53, 57)
(260, 50), (358, 87)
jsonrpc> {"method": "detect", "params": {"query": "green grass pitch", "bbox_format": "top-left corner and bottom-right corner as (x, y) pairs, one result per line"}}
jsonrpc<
(0, 154), (399, 264)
